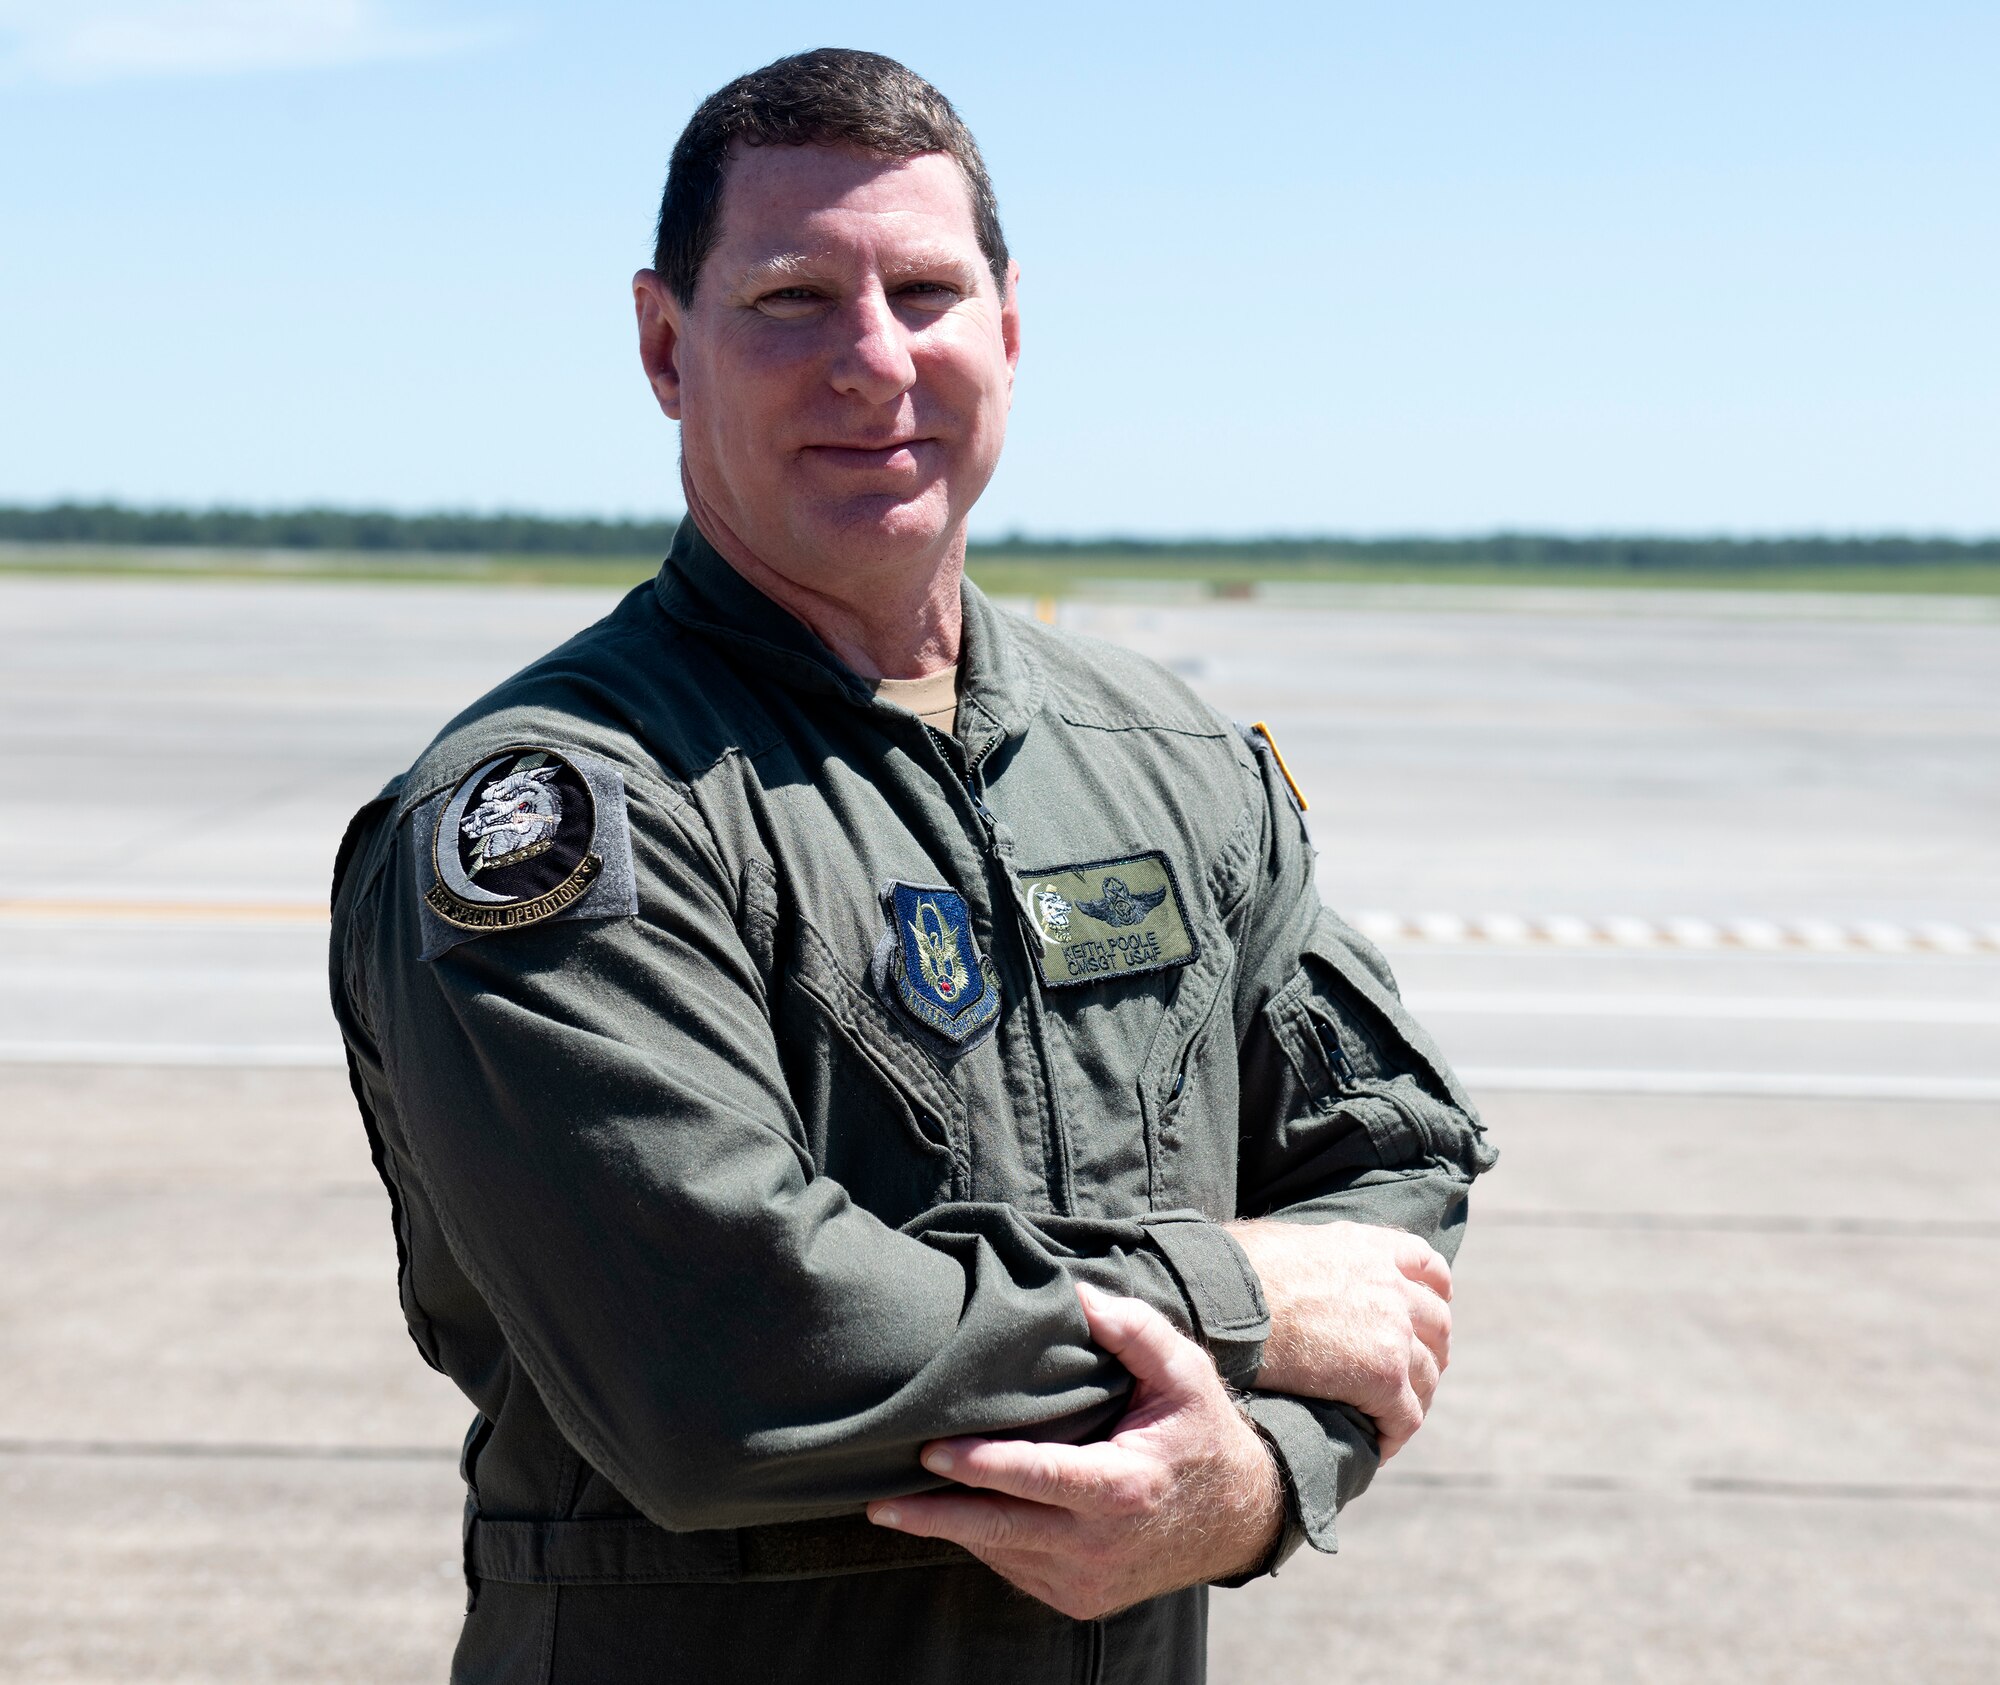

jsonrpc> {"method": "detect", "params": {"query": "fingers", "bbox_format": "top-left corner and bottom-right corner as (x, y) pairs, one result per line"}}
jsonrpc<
(1373, 1332), (1435, 1459)
(1408, 1339), (1440, 1412)
(1392, 1233), (1453, 1303)
(868, 1490), (1070, 1553)
(1373, 1381), (1425, 1461)
(1075, 1281), (1208, 1399)
(871, 1500), (1109, 1624)
(921, 1436), (1142, 1513)
(1405, 1278), (1453, 1371)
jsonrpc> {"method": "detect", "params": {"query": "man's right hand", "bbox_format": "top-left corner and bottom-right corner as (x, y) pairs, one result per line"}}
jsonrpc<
(1225, 1219), (1453, 1459)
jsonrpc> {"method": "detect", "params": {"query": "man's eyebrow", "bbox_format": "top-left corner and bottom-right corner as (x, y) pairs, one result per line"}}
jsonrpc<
(729, 244), (983, 291)
(878, 244), (982, 281)
(734, 251), (819, 287)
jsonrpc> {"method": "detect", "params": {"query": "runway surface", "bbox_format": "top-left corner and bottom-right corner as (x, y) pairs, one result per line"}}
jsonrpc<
(2, 574), (1995, 1680)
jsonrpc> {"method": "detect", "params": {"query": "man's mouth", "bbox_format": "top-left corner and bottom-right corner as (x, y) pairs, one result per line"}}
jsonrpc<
(803, 439), (931, 470)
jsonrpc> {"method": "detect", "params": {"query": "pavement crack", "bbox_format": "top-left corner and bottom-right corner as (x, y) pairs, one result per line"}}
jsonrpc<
(1394, 1470), (2000, 1504)
(1480, 1209), (2000, 1239)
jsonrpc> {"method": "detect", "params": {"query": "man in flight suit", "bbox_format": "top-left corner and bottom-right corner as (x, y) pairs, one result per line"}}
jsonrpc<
(329, 47), (1496, 1684)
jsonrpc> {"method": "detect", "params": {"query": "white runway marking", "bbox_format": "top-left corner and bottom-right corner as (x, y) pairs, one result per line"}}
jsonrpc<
(7, 897), (1999, 954)
(1408, 993), (2000, 1025)
(0, 965), (326, 990)
(1349, 908), (2000, 955)
(1456, 1067), (2000, 1101)
(2, 1039), (1993, 1100)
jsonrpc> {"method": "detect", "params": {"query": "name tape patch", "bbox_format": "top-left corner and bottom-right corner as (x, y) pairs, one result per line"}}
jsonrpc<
(1014, 851), (1197, 989)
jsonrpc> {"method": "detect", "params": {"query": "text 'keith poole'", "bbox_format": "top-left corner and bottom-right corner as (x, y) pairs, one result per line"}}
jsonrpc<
(1063, 930), (1163, 978)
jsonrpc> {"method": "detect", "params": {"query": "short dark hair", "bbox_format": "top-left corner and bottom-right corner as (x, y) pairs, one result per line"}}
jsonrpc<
(652, 48), (1009, 306)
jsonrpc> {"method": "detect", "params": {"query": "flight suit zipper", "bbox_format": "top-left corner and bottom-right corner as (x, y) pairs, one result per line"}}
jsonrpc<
(928, 724), (1079, 1214)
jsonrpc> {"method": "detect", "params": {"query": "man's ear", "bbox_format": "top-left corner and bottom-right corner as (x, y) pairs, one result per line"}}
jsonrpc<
(633, 270), (686, 420)
(1000, 260), (1022, 401)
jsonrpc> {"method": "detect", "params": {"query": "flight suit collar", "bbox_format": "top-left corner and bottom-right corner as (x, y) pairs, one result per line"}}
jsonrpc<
(652, 516), (1043, 757)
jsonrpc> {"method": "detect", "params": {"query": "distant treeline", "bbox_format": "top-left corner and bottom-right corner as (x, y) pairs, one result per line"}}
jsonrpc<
(2, 502), (1995, 570)
(0, 502), (682, 556)
(974, 532), (2000, 570)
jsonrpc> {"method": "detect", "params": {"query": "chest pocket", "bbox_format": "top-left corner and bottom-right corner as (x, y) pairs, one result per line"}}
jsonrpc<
(739, 856), (970, 1226)
(1033, 817), (1252, 1221)
(1132, 907), (1237, 1214)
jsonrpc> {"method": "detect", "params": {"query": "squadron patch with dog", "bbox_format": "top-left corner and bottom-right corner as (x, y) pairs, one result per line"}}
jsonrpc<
(414, 746), (638, 959)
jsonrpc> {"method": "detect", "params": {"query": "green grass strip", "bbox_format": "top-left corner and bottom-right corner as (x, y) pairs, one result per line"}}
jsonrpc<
(5, 543), (2000, 597)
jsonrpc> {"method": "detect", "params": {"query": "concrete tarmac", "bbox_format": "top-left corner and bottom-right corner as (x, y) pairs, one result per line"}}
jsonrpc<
(4, 1068), (1993, 1682)
(3, 575), (1996, 1680)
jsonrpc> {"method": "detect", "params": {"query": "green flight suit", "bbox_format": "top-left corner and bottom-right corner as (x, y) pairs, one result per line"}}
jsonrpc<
(328, 520), (1496, 1683)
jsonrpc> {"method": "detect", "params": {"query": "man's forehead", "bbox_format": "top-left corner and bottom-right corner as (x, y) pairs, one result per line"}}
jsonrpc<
(712, 143), (981, 258)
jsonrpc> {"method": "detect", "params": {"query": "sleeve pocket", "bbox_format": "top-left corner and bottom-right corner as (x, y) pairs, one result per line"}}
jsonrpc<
(1262, 914), (1493, 1176)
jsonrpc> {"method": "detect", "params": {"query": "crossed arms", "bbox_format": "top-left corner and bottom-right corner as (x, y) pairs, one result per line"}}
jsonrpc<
(342, 748), (1493, 1618)
(868, 1217), (1456, 1616)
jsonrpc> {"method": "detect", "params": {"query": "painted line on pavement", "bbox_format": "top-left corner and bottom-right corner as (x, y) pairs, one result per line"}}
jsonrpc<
(1352, 909), (2000, 956)
(1406, 992), (2000, 1024)
(2, 1042), (1994, 1100)
(8, 897), (1997, 956)
(1460, 1066), (2000, 1101)
(0, 965), (329, 990)
(0, 897), (328, 926)
(0, 1040), (345, 1067)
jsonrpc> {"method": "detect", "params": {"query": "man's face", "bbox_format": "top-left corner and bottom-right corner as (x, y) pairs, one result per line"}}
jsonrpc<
(641, 143), (1019, 583)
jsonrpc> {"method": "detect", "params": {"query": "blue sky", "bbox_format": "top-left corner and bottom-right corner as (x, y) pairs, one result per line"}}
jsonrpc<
(1, 1), (1993, 536)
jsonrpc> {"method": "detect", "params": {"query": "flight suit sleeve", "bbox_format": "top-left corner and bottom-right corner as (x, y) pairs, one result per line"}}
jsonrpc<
(342, 764), (1268, 1535)
(1224, 733), (1500, 1572)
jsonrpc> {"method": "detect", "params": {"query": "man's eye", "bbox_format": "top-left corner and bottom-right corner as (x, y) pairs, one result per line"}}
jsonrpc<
(898, 282), (962, 306)
(755, 288), (825, 314)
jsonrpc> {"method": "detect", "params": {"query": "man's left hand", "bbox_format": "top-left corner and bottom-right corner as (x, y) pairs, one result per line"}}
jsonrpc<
(866, 1281), (1283, 1620)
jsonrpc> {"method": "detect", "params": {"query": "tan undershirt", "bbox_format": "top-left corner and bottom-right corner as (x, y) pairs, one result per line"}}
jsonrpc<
(872, 665), (959, 737)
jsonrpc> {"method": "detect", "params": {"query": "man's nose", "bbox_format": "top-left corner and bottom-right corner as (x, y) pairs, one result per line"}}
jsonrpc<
(826, 291), (917, 404)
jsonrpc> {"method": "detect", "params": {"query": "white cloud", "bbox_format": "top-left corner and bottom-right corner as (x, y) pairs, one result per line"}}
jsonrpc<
(0, 0), (500, 83)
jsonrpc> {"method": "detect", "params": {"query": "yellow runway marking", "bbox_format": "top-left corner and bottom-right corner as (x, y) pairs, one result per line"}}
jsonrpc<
(0, 898), (329, 924)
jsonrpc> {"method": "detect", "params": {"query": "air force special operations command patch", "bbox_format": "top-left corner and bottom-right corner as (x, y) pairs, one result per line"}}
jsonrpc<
(415, 747), (639, 960)
(1015, 851), (1197, 988)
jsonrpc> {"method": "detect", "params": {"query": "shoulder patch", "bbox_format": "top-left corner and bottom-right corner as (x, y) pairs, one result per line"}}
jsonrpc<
(413, 747), (638, 960)
(1014, 851), (1197, 988)
(870, 881), (1001, 1055)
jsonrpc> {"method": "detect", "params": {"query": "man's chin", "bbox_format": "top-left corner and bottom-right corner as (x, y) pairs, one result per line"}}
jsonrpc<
(791, 491), (959, 570)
